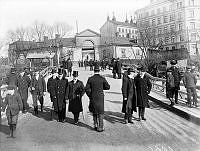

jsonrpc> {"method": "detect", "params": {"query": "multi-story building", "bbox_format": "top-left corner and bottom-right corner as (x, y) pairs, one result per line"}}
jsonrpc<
(100, 15), (142, 61)
(135, 0), (200, 63)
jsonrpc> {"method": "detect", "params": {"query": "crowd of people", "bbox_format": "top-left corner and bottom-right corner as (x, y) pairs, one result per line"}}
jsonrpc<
(0, 58), (199, 139)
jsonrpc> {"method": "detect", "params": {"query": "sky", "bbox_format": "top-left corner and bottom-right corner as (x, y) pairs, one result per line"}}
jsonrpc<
(0, 0), (150, 57)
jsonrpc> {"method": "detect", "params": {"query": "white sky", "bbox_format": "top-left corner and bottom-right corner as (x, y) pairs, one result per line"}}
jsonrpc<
(0, 0), (150, 56)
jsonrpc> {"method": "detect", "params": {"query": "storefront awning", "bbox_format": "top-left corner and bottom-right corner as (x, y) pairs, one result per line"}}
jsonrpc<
(26, 52), (55, 59)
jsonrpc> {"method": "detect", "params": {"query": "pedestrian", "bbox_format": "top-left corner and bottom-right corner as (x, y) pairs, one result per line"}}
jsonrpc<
(53, 68), (69, 122)
(89, 59), (93, 71)
(1, 85), (23, 138)
(30, 68), (46, 115)
(112, 58), (117, 79)
(84, 59), (88, 70)
(6, 67), (18, 87)
(85, 65), (110, 132)
(134, 66), (152, 121)
(67, 58), (73, 77)
(166, 60), (181, 104)
(47, 69), (58, 117)
(166, 69), (175, 106)
(62, 58), (68, 77)
(116, 58), (122, 79)
(67, 71), (85, 124)
(183, 66), (198, 107)
(121, 68), (137, 124)
(17, 67), (31, 113)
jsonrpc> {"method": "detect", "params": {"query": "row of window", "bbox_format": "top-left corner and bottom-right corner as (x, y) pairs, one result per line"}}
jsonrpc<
(138, 0), (195, 19)
(118, 34), (137, 39)
(118, 28), (138, 34)
(150, 35), (185, 45)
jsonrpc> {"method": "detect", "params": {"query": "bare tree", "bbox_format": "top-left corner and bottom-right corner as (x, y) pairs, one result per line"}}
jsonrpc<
(53, 22), (73, 38)
(31, 21), (47, 41)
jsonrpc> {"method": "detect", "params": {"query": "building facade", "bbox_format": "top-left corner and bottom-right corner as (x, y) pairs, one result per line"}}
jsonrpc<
(100, 15), (142, 60)
(135, 0), (200, 61)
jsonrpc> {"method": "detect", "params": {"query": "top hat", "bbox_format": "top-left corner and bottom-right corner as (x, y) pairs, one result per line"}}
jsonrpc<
(137, 65), (145, 72)
(94, 65), (100, 71)
(10, 67), (16, 73)
(170, 60), (177, 65)
(72, 71), (78, 77)
(58, 68), (64, 75)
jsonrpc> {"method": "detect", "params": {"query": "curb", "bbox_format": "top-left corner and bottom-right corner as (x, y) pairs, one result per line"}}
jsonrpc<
(149, 95), (200, 126)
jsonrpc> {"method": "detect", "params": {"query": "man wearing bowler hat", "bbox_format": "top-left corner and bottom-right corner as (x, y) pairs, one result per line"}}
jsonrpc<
(67, 71), (85, 124)
(85, 64), (110, 132)
(53, 68), (69, 122)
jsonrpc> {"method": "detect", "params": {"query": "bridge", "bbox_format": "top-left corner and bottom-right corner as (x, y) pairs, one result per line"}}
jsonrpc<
(0, 65), (200, 151)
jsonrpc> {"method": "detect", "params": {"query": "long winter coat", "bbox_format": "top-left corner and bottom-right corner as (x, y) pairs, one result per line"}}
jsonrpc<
(6, 73), (18, 87)
(121, 73), (137, 113)
(2, 91), (23, 116)
(85, 74), (110, 114)
(30, 76), (46, 96)
(47, 76), (57, 99)
(17, 74), (31, 101)
(116, 60), (122, 74)
(68, 80), (85, 113)
(134, 74), (152, 108)
(52, 77), (69, 112)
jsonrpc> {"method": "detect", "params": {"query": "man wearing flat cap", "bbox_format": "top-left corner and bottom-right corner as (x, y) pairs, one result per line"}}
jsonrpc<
(166, 60), (181, 105)
(134, 65), (152, 121)
(85, 65), (110, 132)
(53, 68), (69, 122)
(67, 71), (85, 124)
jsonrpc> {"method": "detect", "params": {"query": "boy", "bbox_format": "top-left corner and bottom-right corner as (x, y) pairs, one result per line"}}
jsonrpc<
(2, 85), (23, 138)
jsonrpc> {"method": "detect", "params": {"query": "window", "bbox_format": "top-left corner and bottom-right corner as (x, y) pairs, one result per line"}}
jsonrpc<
(152, 28), (156, 35)
(189, 0), (195, 6)
(158, 28), (162, 35)
(179, 23), (183, 31)
(170, 24), (176, 32)
(125, 29), (128, 33)
(165, 37), (169, 44)
(164, 26), (168, 33)
(164, 16), (168, 23)
(170, 14), (175, 22)
(157, 8), (161, 14)
(178, 12), (182, 20)
(129, 29), (131, 33)
(118, 28), (121, 32)
(121, 49), (126, 58)
(190, 22), (195, 29)
(122, 28), (124, 32)
(171, 36), (175, 43)
(151, 10), (155, 15)
(132, 30), (134, 33)
(189, 10), (194, 18)
(157, 17), (161, 25)
(152, 19), (156, 26)
(180, 35), (184, 41)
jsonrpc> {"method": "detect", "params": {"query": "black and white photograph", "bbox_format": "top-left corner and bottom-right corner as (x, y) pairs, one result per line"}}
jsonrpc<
(0, 0), (200, 150)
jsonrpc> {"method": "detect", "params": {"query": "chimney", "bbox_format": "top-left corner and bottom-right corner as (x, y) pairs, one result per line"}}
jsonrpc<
(43, 36), (48, 42)
(55, 34), (60, 39)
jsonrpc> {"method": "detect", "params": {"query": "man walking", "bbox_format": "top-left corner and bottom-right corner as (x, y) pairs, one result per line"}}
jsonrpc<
(17, 67), (31, 113)
(67, 58), (73, 77)
(53, 68), (69, 122)
(67, 71), (85, 124)
(183, 66), (198, 107)
(85, 65), (110, 132)
(134, 66), (152, 121)
(30, 68), (46, 115)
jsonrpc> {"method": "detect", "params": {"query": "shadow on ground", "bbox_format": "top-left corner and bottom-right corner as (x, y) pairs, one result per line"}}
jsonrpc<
(0, 124), (10, 135)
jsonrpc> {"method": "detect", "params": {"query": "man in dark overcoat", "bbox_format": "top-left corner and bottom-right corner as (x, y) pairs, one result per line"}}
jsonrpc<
(134, 66), (152, 121)
(67, 71), (85, 124)
(30, 68), (46, 115)
(85, 65), (110, 132)
(67, 58), (73, 77)
(121, 68), (137, 124)
(53, 68), (69, 122)
(89, 59), (93, 71)
(47, 69), (57, 113)
(17, 67), (31, 113)
(112, 58), (117, 78)
(166, 60), (181, 105)
(6, 67), (18, 87)
(116, 58), (122, 79)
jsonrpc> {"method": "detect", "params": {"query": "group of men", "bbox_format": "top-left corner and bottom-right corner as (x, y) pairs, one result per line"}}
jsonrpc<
(62, 58), (73, 77)
(112, 58), (122, 79)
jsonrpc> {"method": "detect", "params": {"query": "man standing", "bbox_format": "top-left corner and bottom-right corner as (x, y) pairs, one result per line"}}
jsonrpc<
(166, 60), (181, 104)
(183, 66), (198, 107)
(17, 67), (31, 113)
(30, 69), (46, 115)
(6, 67), (18, 87)
(67, 71), (85, 124)
(47, 69), (57, 116)
(116, 58), (122, 79)
(85, 65), (110, 132)
(134, 66), (152, 121)
(67, 58), (73, 77)
(53, 68), (69, 122)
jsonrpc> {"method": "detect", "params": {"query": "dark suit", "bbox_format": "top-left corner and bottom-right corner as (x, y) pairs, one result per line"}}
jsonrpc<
(68, 80), (85, 123)
(47, 76), (57, 112)
(85, 74), (110, 131)
(53, 77), (69, 122)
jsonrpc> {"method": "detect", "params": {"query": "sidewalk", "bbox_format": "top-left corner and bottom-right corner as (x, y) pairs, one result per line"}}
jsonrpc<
(149, 91), (200, 126)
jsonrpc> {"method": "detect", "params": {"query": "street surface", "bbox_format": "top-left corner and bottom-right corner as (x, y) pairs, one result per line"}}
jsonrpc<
(0, 67), (200, 151)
